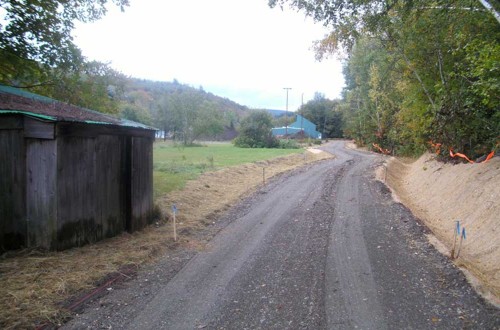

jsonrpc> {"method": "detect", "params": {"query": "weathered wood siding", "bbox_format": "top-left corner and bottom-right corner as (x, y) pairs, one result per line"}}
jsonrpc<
(1, 114), (155, 251)
(54, 133), (154, 249)
(24, 117), (54, 139)
(26, 139), (57, 248)
(130, 137), (154, 232)
(0, 120), (26, 250)
(96, 135), (126, 238)
(56, 136), (98, 249)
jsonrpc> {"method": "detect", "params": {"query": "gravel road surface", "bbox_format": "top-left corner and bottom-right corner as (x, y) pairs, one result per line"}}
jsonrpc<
(64, 141), (499, 329)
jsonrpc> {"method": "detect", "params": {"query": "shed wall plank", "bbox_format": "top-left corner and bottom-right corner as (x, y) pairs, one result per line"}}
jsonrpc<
(130, 137), (154, 231)
(0, 130), (26, 250)
(56, 136), (98, 249)
(26, 139), (57, 249)
(95, 135), (125, 238)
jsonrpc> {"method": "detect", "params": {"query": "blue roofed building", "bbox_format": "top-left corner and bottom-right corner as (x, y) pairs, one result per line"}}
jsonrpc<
(271, 114), (321, 139)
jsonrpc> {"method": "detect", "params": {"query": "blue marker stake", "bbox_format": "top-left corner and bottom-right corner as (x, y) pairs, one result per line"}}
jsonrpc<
(457, 226), (466, 258)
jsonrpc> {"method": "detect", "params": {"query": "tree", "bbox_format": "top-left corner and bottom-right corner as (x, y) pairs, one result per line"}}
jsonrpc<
(234, 111), (278, 148)
(340, 35), (408, 149)
(121, 104), (152, 125)
(269, 1), (498, 55)
(32, 61), (127, 114)
(192, 101), (224, 141)
(0, 0), (129, 85)
(299, 93), (342, 138)
(269, 0), (401, 55)
(326, 110), (344, 139)
(155, 89), (225, 145)
(386, 2), (500, 156)
(272, 0), (500, 157)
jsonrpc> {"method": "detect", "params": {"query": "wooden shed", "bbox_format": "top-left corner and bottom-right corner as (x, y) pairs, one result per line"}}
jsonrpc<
(0, 85), (156, 251)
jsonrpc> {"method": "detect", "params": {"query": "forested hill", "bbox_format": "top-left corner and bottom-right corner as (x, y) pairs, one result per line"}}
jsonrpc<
(125, 78), (249, 118)
(117, 78), (249, 143)
(119, 78), (248, 126)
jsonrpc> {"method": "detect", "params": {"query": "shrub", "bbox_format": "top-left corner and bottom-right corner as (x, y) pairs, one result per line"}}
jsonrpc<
(234, 111), (279, 148)
(277, 139), (300, 149)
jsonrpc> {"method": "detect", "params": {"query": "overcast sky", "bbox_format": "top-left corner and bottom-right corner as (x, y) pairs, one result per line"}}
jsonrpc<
(73, 0), (345, 111)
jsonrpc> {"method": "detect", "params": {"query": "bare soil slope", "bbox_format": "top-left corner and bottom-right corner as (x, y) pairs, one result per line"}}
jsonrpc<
(386, 153), (500, 302)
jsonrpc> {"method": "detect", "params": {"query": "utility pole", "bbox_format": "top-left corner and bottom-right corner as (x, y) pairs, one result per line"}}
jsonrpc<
(301, 93), (304, 133)
(283, 87), (292, 136)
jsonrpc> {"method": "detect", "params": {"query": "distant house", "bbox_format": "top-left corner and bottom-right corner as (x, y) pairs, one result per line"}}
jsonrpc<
(0, 85), (157, 251)
(271, 114), (322, 139)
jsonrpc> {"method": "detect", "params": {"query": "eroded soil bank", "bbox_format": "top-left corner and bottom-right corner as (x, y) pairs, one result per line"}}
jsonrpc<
(385, 153), (500, 304)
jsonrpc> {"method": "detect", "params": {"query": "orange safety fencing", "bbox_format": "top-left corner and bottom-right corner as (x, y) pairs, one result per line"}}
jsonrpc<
(484, 150), (496, 162)
(372, 143), (391, 155)
(429, 140), (496, 164)
(428, 141), (442, 155)
(449, 149), (474, 163)
(449, 149), (495, 164)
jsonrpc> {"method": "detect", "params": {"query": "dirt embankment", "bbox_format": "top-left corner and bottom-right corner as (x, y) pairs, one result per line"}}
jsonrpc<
(385, 153), (500, 303)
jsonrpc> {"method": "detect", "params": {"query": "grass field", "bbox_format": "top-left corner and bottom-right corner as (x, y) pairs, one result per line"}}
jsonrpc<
(153, 141), (303, 198)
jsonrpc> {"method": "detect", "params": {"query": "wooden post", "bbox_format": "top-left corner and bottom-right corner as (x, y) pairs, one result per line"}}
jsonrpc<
(263, 167), (266, 185)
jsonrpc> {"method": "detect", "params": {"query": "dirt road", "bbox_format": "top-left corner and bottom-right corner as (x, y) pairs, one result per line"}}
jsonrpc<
(64, 141), (499, 329)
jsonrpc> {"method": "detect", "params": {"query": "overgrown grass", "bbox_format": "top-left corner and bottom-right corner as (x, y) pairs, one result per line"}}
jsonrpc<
(153, 141), (303, 198)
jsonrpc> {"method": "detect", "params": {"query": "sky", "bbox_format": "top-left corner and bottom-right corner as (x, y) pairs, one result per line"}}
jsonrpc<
(73, 0), (345, 111)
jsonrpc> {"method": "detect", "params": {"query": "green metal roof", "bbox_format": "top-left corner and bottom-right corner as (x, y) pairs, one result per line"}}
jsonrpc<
(0, 109), (56, 121)
(0, 85), (157, 130)
(0, 85), (55, 103)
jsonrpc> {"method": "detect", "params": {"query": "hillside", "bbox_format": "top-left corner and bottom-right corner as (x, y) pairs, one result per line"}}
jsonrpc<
(119, 78), (248, 125)
(126, 79), (248, 115)
(265, 109), (295, 118)
(386, 154), (500, 304)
